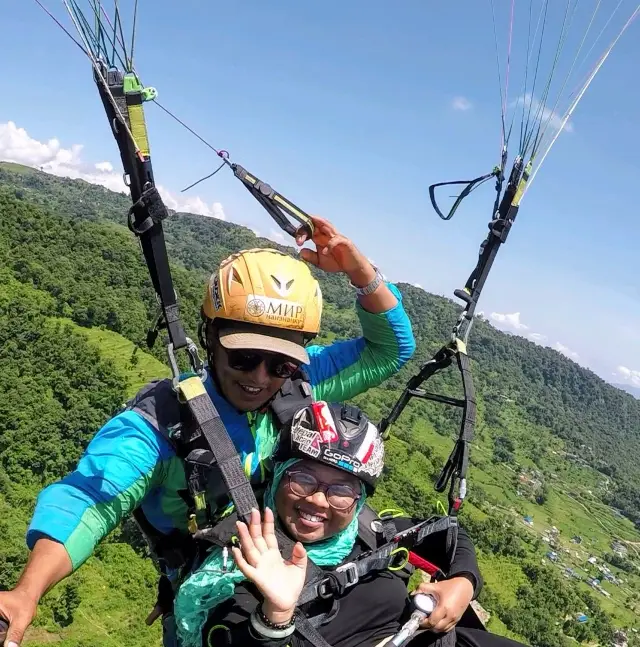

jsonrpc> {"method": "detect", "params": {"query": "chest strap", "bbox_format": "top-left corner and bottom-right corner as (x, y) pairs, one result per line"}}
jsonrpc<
(299, 515), (454, 606)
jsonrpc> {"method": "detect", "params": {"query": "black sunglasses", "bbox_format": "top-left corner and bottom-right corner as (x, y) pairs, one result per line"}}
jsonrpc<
(224, 348), (300, 379)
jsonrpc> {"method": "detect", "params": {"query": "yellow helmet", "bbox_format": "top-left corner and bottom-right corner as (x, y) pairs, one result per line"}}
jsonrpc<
(202, 248), (322, 364)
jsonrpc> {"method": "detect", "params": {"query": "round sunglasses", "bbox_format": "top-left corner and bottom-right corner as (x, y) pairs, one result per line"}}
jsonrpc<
(285, 470), (361, 511)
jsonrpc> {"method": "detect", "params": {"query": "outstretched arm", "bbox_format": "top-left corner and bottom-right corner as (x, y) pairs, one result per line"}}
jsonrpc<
(0, 538), (72, 647)
(300, 216), (415, 404)
(26, 410), (173, 571)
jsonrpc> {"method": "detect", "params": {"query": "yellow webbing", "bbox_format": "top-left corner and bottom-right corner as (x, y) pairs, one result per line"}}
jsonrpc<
(127, 99), (151, 158)
(177, 374), (207, 402)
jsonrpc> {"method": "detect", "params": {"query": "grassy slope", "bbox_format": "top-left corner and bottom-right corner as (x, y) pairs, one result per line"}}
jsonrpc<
(386, 393), (640, 629)
(21, 319), (168, 647)
(77, 324), (171, 396)
(2, 163), (638, 640)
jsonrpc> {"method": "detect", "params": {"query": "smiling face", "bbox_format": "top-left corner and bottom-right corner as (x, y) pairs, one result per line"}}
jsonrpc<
(275, 460), (361, 543)
(210, 340), (289, 411)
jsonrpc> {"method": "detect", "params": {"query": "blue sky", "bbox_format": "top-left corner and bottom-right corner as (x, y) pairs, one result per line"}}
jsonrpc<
(0, 0), (639, 390)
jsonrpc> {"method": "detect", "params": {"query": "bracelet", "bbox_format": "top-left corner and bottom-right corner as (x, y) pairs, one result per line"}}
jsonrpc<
(250, 609), (296, 639)
(257, 603), (296, 630)
(349, 266), (384, 296)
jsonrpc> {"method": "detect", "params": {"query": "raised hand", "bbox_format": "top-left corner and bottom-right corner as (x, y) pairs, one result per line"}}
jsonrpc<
(232, 508), (307, 623)
(297, 215), (373, 279)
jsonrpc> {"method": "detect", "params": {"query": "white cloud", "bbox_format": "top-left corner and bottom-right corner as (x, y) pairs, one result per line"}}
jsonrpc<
(613, 365), (640, 387)
(159, 186), (226, 220)
(0, 120), (225, 219)
(266, 228), (286, 244)
(490, 311), (529, 332)
(487, 310), (582, 365)
(94, 161), (114, 173)
(554, 341), (579, 361)
(0, 121), (127, 193)
(515, 94), (574, 134)
(489, 312), (552, 346)
(452, 96), (472, 111)
(413, 283), (423, 289)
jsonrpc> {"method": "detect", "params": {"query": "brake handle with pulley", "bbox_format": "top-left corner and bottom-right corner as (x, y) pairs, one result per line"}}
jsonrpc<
(181, 146), (316, 242)
(230, 161), (315, 241)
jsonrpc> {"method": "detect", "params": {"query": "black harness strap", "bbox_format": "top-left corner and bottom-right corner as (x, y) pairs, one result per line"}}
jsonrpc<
(435, 348), (476, 516)
(94, 63), (187, 353)
(454, 156), (528, 324)
(379, 338), (475, 519)
(298, 515), (455, 607)
(175, 376), (259, 526)
(270, 370), (314, 431)
(294, 613), (337, 647)
(94, 64), (258, 527)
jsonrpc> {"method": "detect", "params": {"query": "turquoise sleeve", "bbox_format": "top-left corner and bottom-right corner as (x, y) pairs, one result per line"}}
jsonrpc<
(26, 411), (173, 570)
(306, 283), (415, 403)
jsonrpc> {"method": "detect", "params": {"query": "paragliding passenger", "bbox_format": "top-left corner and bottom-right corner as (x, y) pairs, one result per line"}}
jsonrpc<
(173, 401), (527, 647)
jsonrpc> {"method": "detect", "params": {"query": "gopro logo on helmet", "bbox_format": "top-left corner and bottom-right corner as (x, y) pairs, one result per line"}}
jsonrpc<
(322, 447), (362, 472)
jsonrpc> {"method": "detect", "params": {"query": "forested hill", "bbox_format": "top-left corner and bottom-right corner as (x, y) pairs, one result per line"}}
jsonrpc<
(1, 161), (639, 646)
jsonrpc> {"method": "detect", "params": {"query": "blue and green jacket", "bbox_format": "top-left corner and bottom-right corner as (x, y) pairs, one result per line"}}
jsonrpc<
(27, 284), (415, 571)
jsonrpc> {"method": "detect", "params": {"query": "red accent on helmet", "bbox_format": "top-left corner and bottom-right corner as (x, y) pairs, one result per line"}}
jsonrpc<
(311, 402), (339, 444)
(361, 441), (375, 465)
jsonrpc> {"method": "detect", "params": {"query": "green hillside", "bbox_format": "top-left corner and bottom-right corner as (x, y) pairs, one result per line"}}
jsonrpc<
(0, 163), (638, 646)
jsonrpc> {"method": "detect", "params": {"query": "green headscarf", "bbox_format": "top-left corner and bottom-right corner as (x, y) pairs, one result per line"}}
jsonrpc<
(174, 458), (367, 647)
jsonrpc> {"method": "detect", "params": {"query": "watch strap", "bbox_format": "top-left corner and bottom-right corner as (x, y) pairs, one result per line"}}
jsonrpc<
(350, 267), (384, 296)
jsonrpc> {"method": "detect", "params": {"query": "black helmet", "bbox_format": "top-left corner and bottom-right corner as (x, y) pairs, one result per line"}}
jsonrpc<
(274, 401), (385, 493)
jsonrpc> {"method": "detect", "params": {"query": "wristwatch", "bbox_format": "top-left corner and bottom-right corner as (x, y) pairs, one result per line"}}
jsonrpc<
(350, 266), (384, 296)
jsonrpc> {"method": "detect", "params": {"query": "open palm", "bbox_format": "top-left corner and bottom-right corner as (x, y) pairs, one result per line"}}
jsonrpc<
(232, 508), (308, 614)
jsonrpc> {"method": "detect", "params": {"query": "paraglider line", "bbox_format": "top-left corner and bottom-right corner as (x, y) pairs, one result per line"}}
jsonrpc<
(524, 3), (640, 200)
(502, 0), (515, 148)
(32, 0), (90, 57)
(181, 161), (227, 193)
(152, 99), (230, 160)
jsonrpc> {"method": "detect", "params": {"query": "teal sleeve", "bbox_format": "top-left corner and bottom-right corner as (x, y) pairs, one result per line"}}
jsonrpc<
(26, 411), (172, 570)
(306, 283), (415, 403)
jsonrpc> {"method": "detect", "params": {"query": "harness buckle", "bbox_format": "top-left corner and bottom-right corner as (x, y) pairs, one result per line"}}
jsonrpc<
(316, 577), (334, 599)
(335, 561), (359, 588)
